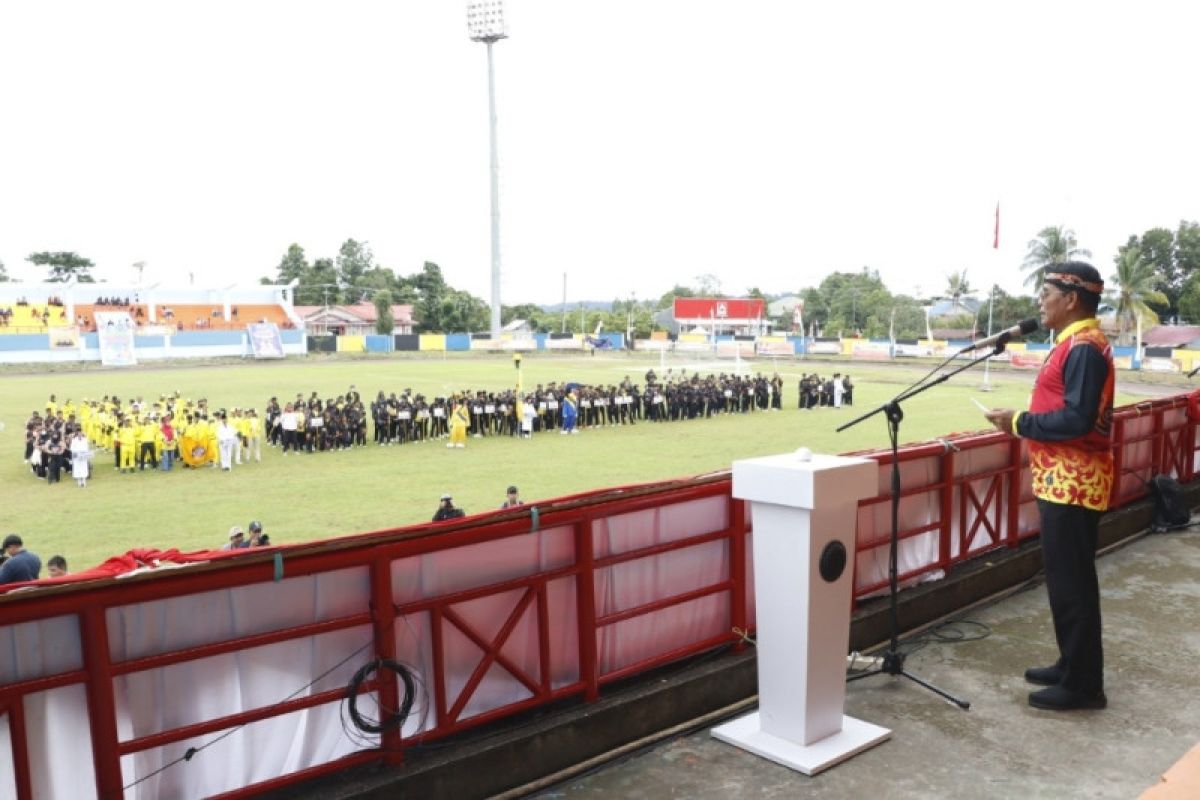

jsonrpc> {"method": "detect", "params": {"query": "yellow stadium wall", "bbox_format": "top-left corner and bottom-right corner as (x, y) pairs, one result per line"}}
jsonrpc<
(419, 334), (447, 352)
(1173, 349), (1200, 373)
(336, 335), (365, 352)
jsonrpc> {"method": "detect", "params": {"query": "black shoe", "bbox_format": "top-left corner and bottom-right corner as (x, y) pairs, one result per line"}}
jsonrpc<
(1028, 685), (1106, 711)
(1024, 665), (1064, 686)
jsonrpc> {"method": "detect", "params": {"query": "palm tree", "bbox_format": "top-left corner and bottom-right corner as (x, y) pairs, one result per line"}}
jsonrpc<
(1107, 247), (1167, 347)
(945, 270), (972, 304)
(1022, 225), (1092, 288)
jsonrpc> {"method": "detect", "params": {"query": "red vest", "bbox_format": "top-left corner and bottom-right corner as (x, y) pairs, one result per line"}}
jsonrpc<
(1026, 321), (1114, 511)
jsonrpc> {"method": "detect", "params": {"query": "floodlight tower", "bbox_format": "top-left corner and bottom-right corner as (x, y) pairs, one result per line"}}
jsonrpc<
(467, 0), (507, 340)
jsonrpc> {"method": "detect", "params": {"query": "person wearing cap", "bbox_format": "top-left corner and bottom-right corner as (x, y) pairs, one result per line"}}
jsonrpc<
(221, 526), (246, 550)
(433, 494), (465, 522)
(0, 534), (41, 584)
(248, 521), (270, 547)
(501, 486), (523, 509)
(984, 261), (1113, 712)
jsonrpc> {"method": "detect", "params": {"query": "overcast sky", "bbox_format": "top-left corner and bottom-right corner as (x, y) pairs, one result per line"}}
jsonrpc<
(2, 1), (1196, 305)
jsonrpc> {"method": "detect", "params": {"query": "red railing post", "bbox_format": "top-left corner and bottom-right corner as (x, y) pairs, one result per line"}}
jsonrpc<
(1152, 407), (1164, 477)
(938, 448), (955, 568)
(575, 517), (599, 702)
(1006, 437), (1023, 546)
(1112, 416), (1125, 508)
(368, 557), (403, 764)
(5, 701), (33, 800)
(728, 498), (747, 652)
(80, 606), (125, 800)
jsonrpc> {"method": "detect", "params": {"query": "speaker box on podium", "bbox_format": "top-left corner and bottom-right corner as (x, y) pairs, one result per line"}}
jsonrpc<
(712, 450), (890, 775)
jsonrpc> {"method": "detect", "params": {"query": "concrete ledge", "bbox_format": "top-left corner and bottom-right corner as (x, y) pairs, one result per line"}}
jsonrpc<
(280, 486), (1199, 800)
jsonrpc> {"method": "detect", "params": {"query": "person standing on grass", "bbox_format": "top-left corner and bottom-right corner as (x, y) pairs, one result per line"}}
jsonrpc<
(70, 429), (91, 486)
(984, 261), (1113, 712)
(216, 413), (238, 471)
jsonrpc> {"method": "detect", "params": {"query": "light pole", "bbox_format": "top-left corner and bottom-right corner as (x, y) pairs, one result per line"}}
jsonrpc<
(467, 1), (507, 340)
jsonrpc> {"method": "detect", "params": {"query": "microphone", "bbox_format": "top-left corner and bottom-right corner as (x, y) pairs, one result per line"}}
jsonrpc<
(1188, 366), (1200, 378)
(962, 319), (1039, 352)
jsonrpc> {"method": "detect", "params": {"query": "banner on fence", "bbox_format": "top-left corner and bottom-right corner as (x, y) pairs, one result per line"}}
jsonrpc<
(806, 338), (842, 355)
(137, 324), (174, 337)
(756, 339), (793, 356)
(48, 326), (80, 350)
(248, 323), (285, 358)
(94, 312), (137, 366)
(851, 340), (891, 360)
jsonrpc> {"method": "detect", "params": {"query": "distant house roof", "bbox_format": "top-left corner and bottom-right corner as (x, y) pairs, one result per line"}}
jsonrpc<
(767, 295), (803, 317)
(1142, 325), (1200, 348)
(927, 298), (982, 319)
(503, 318), (530, 332)
(294, 303), (414, 324)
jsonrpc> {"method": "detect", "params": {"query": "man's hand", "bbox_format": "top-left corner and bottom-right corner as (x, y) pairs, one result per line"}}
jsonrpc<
(984, 407), (1016, 435)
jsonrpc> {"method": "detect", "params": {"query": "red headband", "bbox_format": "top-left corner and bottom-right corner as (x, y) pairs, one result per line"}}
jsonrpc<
(1045, 271), (1103, 294)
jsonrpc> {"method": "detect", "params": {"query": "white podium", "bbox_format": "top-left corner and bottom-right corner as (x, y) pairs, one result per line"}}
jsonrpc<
(712, 451), (890, 775)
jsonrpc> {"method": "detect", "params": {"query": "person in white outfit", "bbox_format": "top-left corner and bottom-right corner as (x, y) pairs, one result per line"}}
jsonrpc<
(216, 415), (238, 471)
(70, 430), (91, 487)
(833, 372), (844, 408)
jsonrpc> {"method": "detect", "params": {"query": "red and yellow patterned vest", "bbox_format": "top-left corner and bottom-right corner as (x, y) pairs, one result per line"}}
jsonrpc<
(1026, 319), (1114, 511)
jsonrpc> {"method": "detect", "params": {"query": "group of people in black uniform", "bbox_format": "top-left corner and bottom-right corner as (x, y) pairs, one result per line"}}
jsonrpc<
(258, 369), (800, 450)
(798, 373), (854, 409)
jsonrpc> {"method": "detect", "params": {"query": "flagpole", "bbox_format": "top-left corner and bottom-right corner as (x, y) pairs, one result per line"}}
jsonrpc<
(981, 201), (1000, 392)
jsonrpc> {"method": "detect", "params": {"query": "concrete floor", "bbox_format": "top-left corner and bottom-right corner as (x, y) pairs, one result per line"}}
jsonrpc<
(536, 528), (1200, 800)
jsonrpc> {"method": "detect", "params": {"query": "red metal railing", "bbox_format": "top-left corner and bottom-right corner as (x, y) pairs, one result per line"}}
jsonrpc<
(0, 394), (1193, 799)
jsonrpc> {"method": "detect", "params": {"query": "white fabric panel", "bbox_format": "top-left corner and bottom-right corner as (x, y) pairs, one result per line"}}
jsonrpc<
(545, 576), (580, 689)
(107, 567), (370, 661)
(0, 615), (82, 684)
(597, 593), (728, 674)
(594, 541), (728, 673)
(391, 526), (575, 605)
(119, 698), (372, 799)
(0, 711), (14, 800)
(594, 496), (728, 559)
(855, 486), (942, 593)
(113, 626), (372, 740)
(23, 684), (97, 800)
(392, 613), (436, 737)
(595, 540), (727, 616)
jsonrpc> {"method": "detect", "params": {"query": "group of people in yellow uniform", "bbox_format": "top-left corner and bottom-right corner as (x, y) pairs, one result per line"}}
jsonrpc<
(50, 393), (264, 473)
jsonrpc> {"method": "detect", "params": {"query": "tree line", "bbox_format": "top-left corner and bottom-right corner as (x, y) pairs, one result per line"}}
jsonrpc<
(10, 219), (1200, 341)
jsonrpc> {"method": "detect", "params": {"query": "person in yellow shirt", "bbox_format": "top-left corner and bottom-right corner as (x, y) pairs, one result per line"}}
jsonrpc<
(447, 397), (469, 449)
(117, 418), (136, 473)
(137, 416), (158, 470)
(244, 409), (263, 463)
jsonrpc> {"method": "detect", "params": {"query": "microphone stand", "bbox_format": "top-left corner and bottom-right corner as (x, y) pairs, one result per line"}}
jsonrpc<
(836, 341), (1011, 710)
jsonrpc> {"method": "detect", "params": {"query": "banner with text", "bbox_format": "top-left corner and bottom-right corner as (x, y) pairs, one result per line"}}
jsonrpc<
(94, 312), (137, 366)
(248, 323), (285, 358)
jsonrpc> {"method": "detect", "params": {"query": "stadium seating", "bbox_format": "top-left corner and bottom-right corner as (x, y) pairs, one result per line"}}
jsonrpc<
(0, 303), (70, 333)
(160, 304), (294, 330)
(0, 303), (295, 333)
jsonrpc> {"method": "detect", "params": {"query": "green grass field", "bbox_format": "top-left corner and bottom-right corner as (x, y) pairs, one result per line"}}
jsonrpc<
(0, 351), (1153, 573)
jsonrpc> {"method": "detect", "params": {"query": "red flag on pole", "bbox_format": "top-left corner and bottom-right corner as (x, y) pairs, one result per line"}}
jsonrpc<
(993, 202), (1000, 250)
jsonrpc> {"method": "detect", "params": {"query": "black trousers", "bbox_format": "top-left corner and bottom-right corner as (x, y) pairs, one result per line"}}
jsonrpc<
(1038, 499), (1104, 694)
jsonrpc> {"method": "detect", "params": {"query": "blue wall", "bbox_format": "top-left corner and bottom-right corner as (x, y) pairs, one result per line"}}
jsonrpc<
(445, 333), (472, 351)
(171, 331), (244, 346)
(0, 335), (49, 351)
(364, 335), (392, 353)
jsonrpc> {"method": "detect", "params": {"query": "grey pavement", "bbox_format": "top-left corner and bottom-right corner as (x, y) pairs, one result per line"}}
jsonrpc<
(535, 528), (1200, 800)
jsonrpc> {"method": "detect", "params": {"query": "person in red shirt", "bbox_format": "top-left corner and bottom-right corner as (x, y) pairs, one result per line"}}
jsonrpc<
(985, 262), (1112, 711)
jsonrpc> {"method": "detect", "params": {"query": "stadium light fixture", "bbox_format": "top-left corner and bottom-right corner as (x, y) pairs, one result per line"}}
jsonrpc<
(467, 0), (506, 340)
